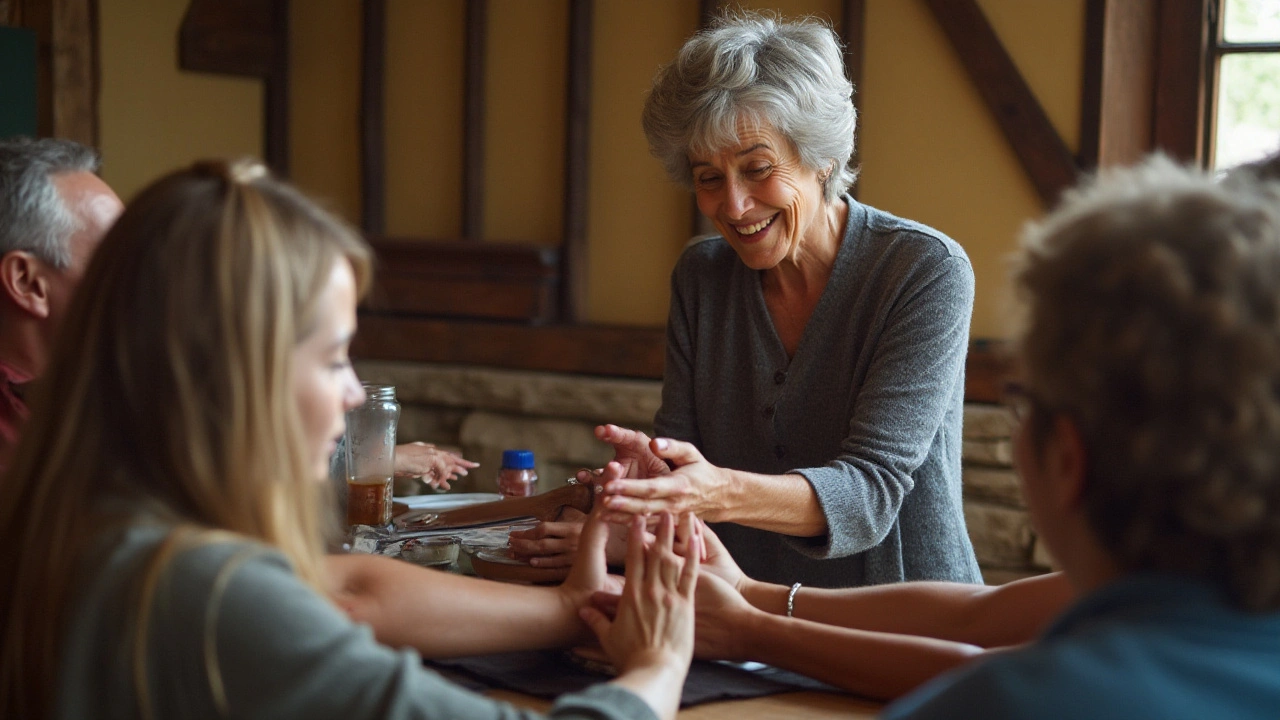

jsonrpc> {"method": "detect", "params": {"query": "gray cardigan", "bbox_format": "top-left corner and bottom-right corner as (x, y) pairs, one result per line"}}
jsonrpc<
(654, 196), (982, 588)
(56, 522), (656, 720)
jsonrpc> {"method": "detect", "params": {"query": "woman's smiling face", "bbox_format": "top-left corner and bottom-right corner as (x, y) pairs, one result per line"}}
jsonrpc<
(689, 122), (828, 270)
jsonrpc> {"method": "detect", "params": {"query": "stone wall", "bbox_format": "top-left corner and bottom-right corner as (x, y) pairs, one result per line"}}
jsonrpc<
(962, 405), (1056, 583)
(356, 359), (1054, 584)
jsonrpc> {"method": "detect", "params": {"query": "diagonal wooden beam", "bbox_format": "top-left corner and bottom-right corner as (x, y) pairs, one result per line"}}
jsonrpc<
(923, 0), (1079, 205)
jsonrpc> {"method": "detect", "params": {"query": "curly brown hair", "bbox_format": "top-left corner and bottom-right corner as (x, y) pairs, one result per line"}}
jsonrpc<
(1015, 156), (1280, 611)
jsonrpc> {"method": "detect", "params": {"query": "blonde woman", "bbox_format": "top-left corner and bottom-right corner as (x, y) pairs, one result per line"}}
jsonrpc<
(0, 160), (698, 720)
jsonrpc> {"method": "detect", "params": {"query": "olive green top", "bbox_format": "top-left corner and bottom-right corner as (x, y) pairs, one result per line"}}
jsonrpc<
(56, 522), (656, 720)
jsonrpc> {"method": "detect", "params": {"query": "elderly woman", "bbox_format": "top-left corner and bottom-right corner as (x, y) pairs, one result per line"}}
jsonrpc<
(514, 12), (980, 589)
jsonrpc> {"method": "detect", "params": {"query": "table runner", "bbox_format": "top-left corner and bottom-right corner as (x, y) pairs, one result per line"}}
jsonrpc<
(428, 650), (847, 708)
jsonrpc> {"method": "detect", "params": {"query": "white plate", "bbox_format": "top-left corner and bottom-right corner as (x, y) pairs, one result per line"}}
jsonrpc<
(395, 492), (501, 512)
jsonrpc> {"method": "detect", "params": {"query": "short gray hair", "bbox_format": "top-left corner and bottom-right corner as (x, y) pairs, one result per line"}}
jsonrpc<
(0, 137), (101, 268)
(641, 10), (857, 203)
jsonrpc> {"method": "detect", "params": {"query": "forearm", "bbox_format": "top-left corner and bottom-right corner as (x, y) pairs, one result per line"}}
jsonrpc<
(608, 660), (688, 720)
(740, 572), (1072, 648)
(718, 470), (827, 536)
(326, 554), (586, 656)
(739, 609), (984, 700)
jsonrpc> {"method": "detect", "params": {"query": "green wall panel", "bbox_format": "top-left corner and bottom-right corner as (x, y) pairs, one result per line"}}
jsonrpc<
(0, 26), (38, 139)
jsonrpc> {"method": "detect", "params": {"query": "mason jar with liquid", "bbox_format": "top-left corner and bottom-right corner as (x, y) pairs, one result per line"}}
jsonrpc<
(344, 384), (400, 526)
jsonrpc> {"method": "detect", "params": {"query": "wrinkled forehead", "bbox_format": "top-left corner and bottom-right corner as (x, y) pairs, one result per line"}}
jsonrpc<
(687, 112), (790, 162)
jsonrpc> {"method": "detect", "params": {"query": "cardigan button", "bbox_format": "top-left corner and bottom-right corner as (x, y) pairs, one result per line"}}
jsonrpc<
(763, 405), (775, 419)
(774, 370), (786, 385)
(775, 444), (787, 459)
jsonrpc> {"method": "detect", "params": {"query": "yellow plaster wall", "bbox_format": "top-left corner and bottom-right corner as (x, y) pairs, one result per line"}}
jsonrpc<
(484, 0), (568, 245)
(97, 0), (263, 203)
(289, 0), (362, 224)
(584, 0), (697, 324)
(383, 0), (464, 238)
(858, 0), (1084, 337)
(100, 0), (1086, 338)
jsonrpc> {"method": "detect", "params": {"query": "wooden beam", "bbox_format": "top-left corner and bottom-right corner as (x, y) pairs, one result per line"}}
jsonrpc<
(179, 0), (275, 77)
(559, 0), (591, 323)
(352, 316), (667, 380)
(1091, 0), (1158, 167)
(842, 0), (865, 197)
(1155, 0), (1209, 162)
(462, 0), (487, 240)
(19, 0), (97, 144)
(359, 0), (386, 235)
(265, 0), (289, 176)
(353, 311), (1009, 405)
(964, 340), (1014, 404)
(20, 0), (53, 138)
(1077, 0), (1105, 169)
(364, 239), (560, 323)
(49, 0), (96, 145)
(178, 0), (289, 173)
(923, 0), (1078, 205)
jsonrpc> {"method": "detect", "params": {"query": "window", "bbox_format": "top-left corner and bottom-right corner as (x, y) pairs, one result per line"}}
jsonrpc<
(1206, 0), (1280, 170)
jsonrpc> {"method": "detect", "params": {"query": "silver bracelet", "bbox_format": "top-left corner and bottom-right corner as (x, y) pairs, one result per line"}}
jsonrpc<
(787, 582), (802, 618)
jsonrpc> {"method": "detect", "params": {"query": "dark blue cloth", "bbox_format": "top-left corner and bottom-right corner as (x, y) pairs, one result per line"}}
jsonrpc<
(883, 574), (1280, 719)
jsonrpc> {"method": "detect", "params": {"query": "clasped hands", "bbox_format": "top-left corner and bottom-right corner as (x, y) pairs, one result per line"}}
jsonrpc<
(559, 502), (767, 667)
(509, 424), (730, 568)
(559, 506), (701, 677)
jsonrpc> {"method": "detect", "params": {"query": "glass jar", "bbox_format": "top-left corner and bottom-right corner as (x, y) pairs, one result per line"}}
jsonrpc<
(344, 383), (400, 526)
(497, 449), (538, 498)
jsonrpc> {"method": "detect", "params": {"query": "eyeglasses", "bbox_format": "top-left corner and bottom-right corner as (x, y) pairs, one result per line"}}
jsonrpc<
(1000, 381), (1036, 424)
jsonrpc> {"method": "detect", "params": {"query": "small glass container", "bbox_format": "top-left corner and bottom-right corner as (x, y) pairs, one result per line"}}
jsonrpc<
(497, 449), (538, 498)
(400, 536), (461, 569)
(344, 384), (401, 527)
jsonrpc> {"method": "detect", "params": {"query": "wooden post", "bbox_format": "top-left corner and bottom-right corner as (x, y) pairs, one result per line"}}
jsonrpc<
(462, 0), (488, 241)
(559, 0), (592, 322)
(360, 0), (386, 236)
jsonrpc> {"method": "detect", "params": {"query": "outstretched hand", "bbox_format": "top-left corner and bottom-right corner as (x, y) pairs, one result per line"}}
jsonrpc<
(600, 437), (730, 523)
(695, 520), (745, 591)
(579, 512), (700, 677)
(573, 425), (672, 484)
(394, 442), (479, 490)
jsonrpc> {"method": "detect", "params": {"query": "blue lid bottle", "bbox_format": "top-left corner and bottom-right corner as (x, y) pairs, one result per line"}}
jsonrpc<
(501, 449), (536, 470)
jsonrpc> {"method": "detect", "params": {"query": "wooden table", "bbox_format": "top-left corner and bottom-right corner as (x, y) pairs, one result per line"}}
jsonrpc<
(489, 688), (882, 718)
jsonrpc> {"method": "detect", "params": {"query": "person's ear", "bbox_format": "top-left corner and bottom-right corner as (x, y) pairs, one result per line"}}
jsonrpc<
(0, 251), (52, 319)
(1046, 414), (1089, 513)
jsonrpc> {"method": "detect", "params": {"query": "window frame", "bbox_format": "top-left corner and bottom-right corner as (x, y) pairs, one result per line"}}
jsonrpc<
(1201, 0), (1280, 168)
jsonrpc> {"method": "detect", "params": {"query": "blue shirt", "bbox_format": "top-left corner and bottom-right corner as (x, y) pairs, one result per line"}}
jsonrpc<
(883, 574), (1280, 719)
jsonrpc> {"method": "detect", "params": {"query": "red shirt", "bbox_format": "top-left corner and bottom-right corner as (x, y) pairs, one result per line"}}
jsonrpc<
(0, 360), (31, 473)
